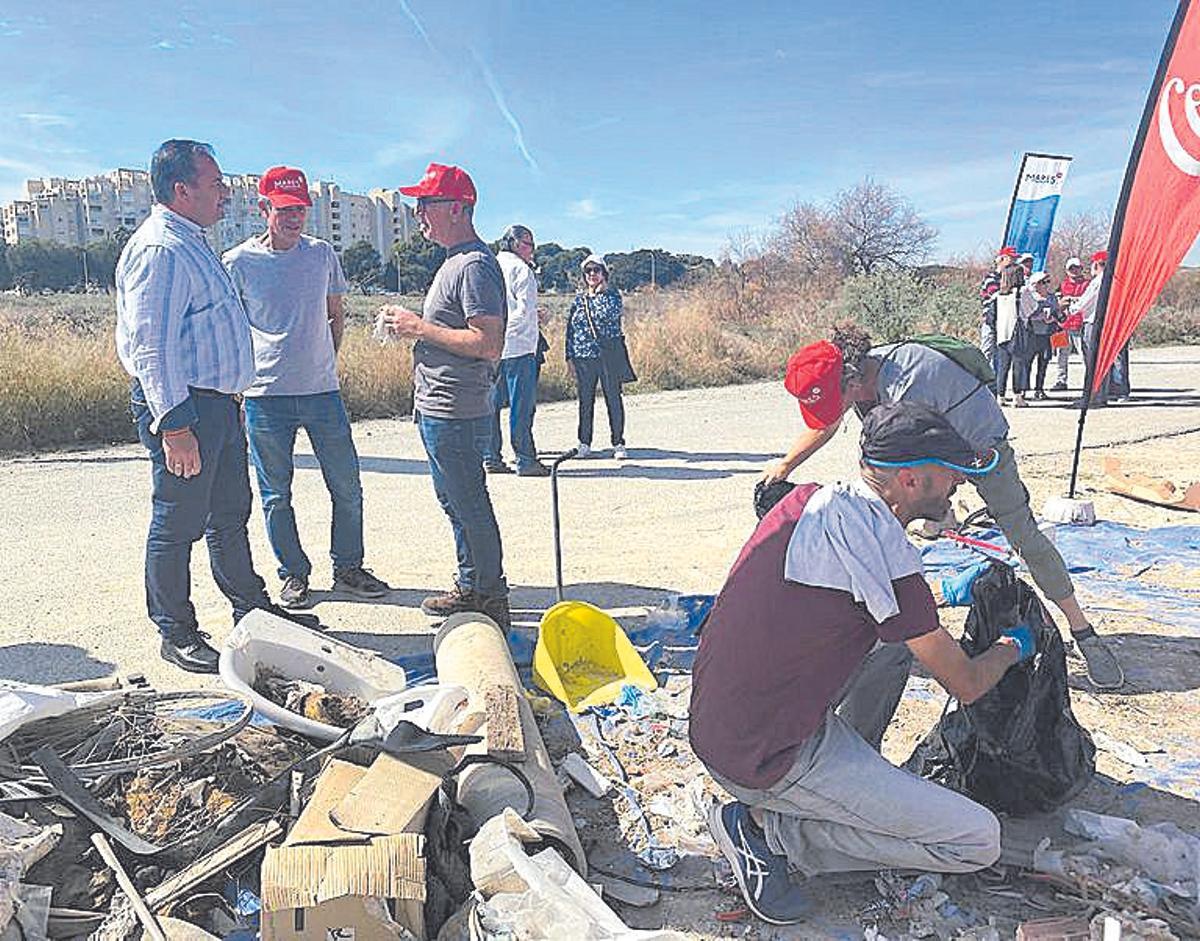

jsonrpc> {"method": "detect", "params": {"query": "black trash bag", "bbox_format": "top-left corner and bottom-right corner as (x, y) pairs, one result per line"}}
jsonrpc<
(754, 478), (796, 520)
(904, 563), (1095, 816)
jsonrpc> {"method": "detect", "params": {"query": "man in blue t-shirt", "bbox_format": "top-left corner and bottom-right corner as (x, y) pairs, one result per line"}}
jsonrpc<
(225, 165), (390, 610)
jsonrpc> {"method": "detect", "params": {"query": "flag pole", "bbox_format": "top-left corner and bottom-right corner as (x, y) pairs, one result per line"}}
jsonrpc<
(1067, 0), (1192, 498)
(1001, 153), (1028, 247)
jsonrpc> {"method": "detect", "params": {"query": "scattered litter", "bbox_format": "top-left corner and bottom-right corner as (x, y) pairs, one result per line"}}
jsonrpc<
(252, 670), (370, 729)
(1015, 914), (1090, 940)
(1092, 731), (1158, 769)
(562, 753), (613, 799)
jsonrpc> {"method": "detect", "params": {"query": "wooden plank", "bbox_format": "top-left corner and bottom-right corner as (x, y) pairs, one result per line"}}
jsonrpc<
(484, 685), (526, 762)
(91, 832), (168, 941)
(145, 819), (283, 911)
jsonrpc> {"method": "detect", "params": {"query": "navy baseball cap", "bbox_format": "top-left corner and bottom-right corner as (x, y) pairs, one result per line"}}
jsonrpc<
(861, 402), (998, 476)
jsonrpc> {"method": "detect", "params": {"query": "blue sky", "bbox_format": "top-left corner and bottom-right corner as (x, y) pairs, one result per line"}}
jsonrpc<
(0, 1), (1183, 262)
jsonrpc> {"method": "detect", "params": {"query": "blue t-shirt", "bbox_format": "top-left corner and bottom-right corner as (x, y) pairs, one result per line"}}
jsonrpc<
(223, 234), (348, 397)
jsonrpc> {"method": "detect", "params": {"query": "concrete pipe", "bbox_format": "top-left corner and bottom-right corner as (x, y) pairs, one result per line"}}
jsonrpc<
(433, 613), (586, 874)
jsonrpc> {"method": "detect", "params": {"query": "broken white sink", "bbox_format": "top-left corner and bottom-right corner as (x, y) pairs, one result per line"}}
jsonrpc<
(219, 608), (410, 741)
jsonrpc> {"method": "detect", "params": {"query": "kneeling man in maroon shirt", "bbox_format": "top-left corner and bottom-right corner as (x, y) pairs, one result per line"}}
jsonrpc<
(690, 401), (1034, 926)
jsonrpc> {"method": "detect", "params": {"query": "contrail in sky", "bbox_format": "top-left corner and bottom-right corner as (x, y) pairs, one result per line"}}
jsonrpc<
(396, 0), (436, 56)
(471, 48), (540, 173)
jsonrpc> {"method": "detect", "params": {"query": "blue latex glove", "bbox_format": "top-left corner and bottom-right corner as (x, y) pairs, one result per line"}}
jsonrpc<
(939, 561), (991, 606)
(1001, 623), (1036, 663)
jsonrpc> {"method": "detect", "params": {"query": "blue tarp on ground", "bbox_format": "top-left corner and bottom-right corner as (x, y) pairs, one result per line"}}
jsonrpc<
(921, 522), (1200, 636)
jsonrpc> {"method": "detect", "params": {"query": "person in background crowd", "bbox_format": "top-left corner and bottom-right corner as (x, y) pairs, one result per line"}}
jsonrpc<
(1017, 271), (1061, 400)
(1053, 257), (1088, 392)
(695, 402), (1024, 926)
(484, 224), (550, 477)
(377, 162), (511, 631)
(224, 165), (390, 610)
(566, 254), (629, 460)
(1018, 253), (1035, 279)
(762, 323), (1125, 690)
(993, 264), (1027, 407)
(115, 140), (311, 674)
(978, 246), (1015, 365)
(1070, 251), (1118, 409)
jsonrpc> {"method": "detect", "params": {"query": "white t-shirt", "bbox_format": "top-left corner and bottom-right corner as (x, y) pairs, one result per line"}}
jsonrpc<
(496, 250), (539, 359)
(223, 234), (348, 397)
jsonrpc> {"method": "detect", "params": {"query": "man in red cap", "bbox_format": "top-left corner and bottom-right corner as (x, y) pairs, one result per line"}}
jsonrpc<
(1068, 250), (1129, 407)
(978, 247), (1016, 366)
(377, 163), (511, 630)
(762, 323), (1124, 690)
(223, 166), (390, 610)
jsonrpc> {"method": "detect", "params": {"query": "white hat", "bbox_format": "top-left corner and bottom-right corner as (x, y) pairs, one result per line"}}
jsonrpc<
(581, 253), (608, 273)
(1018, 252), (1034, 263)
(1030, 271), (1050, 285)
(1065, 256), (1082, 269)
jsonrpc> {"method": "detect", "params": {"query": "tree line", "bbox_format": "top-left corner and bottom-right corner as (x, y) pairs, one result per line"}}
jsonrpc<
(0, 229), (132, 293)
(341, 237), (717, 295)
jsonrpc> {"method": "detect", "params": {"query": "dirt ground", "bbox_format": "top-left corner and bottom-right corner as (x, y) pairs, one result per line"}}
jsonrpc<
(2, 346), (1199, 938)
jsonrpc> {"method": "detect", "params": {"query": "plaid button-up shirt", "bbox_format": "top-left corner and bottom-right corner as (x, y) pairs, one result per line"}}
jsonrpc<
(115, 205), (254, 432)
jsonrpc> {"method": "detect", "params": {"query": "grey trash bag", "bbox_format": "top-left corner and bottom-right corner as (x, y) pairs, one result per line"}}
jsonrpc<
(904, 563), (1095, 816)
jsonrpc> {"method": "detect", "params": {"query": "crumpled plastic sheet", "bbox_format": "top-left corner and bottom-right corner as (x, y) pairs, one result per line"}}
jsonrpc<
(921, 522), (1200, 635)
(625, 594), (714, 675)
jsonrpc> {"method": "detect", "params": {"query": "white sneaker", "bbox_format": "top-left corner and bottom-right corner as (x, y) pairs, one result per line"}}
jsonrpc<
(575, 442), (591, 458)
(613, 445), (628, 461)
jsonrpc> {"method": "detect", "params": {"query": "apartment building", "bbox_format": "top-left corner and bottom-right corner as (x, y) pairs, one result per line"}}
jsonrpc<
(1, 169), (414, 259)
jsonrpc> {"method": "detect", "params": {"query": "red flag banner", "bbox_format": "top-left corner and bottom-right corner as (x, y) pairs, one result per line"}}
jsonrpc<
(1094, 0), (1200, 391)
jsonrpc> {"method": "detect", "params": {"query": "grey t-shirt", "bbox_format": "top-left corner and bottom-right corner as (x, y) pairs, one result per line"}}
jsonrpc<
(861, 342), (1009, 450)
(413, 239), (507, 420)
(223, 234), (348, 397)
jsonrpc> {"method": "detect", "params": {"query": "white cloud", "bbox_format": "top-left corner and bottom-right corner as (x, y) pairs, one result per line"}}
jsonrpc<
(567, 198), (616, 220)
(18, 112), (71, 128)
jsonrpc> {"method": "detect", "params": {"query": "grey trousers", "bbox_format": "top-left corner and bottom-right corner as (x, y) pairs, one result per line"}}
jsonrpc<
(973, 439), (1074, 601)
(712, 643), (1001, 878)
(1054, 330), (1082, 386)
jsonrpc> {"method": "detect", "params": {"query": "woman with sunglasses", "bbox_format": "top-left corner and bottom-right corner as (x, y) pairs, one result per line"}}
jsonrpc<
(565, 254), (630, 459)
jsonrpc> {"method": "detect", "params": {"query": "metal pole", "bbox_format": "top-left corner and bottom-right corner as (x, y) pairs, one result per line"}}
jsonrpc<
(550, 449), (578, 602)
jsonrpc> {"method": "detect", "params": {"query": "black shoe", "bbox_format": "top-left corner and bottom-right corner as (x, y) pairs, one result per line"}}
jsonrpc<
(517, 461), (551, 477)
(160, 631), (220, 674)
(259, 603), (323, 631)
(484, 461), (514, 474)
(333, 566), (390, 598)
(708, 801), (809, 926)
(1050, 382), (1068, 392)
(479, 594), (512, 632)
(279, 574), (311, 608)
(1033, 390), (1047, 401)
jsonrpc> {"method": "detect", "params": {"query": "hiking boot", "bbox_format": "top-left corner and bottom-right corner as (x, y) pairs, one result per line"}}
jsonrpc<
(421, 584), (477, 617)
(334, 566), (390, 598)
(484, 460), (514, 475)
(613, 445), (628, 461)
(708, 802), (809, 926)
(279, 574), (311, 609)
(517, 461), (551, 477)
(575, 442), (591, 458)
(1071, 626), (1125, 690)
(160, 629), (220, 674)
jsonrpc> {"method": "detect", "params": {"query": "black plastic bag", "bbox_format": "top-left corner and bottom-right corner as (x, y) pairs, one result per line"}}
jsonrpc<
(904, 563), (1095, 816)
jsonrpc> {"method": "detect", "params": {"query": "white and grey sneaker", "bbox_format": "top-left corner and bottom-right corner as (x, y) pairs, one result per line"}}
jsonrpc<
(1070, 626), (1125, 690)
(613, 444), (628, 461)
(575, 442), (591, 458)
(707, 801), (809, 926)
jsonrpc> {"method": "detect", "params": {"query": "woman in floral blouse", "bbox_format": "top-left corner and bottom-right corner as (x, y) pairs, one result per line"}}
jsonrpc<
(566, 254), (628, 459)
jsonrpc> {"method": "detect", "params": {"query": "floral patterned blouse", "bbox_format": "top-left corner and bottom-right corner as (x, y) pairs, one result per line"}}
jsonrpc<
(565, 289), (624, 360)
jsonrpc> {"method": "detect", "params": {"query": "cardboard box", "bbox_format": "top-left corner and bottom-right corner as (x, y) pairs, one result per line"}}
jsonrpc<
(260, 756), (445, 941)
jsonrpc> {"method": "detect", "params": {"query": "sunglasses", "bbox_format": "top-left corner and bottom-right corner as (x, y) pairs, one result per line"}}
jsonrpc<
(584, 266), (604, 275)
(414, 196), (456, 211)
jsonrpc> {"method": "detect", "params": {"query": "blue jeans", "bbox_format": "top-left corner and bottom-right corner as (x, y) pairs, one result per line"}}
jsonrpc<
(244, 392), (365, 581)
(417, 412), (507, 598)
(132, 384), (271, 638)
(484, 353), (540, 470)
(573, 356), (626, 447)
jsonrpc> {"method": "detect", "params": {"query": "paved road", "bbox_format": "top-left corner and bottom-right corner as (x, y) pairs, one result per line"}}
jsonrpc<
(2, 346), (1198, 690)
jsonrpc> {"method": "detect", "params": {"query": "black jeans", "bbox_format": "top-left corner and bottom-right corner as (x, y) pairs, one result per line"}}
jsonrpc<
(573, 356), (626, 447)
(1016, 334), (1053, 393)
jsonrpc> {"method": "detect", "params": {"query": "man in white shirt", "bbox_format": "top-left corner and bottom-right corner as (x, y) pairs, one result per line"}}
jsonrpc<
(483, 224), (550, 476)
(224, 166), (390, 609)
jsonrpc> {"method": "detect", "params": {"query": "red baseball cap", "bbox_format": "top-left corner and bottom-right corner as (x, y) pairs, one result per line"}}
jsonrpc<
(784, 340), (846, 429)
(399, 162), (477, 204)
(1091, 250), (1108, 263)
(258, 166), (312, 207)
(997, 246), (1018, 258)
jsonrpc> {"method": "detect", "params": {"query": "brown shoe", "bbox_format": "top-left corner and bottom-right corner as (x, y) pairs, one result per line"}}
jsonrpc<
(420, 584), (477, 617)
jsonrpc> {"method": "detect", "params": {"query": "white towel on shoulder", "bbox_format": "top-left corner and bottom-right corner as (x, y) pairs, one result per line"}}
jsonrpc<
(783, 480), (924, 623)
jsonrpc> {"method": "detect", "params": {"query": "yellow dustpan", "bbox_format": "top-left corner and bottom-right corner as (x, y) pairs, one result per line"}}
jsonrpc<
(533, 600), (658, 713)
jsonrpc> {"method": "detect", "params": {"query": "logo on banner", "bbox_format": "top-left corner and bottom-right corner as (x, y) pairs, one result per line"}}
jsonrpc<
(1157, 77), (1200, 176)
